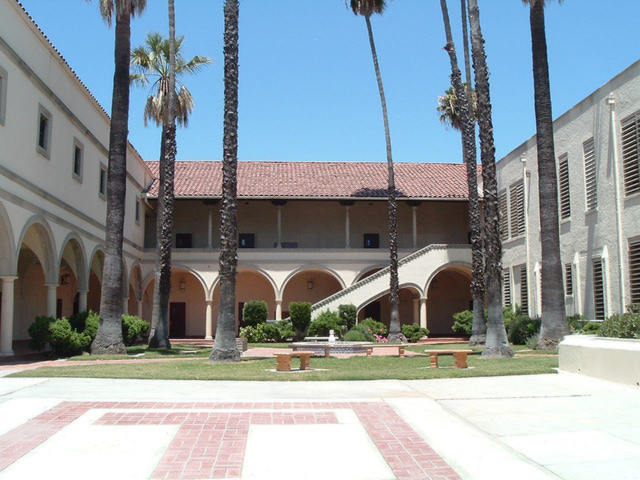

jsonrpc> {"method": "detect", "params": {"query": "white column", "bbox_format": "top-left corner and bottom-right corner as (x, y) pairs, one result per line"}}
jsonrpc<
(277, 205), (282, 248)
(46, 284), (58, 318)
(205, 300), (214, 340)
(419, 297), (427, 329)
(137, 299), (143, 319)
(0, 277), (16, 356)
(412, 206), (418, 249)
(122, 297), (129, 315)
(207, 207), (214, 249)
(345, 205), (351, 249)
(275, 300), (282, 322)
(78, 290), (88, 313)
(412, 298), (419, 325)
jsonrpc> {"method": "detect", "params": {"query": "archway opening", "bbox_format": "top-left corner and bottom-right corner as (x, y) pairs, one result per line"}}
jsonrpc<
(426, 267), (472, 336)
(281, 269), (342, 317)
(88, 250), (104, 312)
(357, 286), (421, 330)
(58, 238), (86, 318)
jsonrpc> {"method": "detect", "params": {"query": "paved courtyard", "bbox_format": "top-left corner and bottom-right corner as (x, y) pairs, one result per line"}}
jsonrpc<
(0, 371), (638, 480)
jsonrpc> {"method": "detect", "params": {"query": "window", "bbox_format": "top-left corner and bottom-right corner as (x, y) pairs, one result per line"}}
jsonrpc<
(592, 258), (605, 321)
(498, 191), (508, 241)
(363, 233), (379, 249)
(37, 105), (52, 157)
(135, 197), (141, 224)
(176, 233), (192, 249)
(519, 265), (529, 314)
(583, 137), (597, 210)
(0, 65), (7, 125)
(239, 233), (255, 248)
(503, 268), (511, 307)
(558, 154), (571, 219)
(621, 111), (640, 196)
(564, 263), (573, 297)
(72, 139), (83, 181)
(99, 165), (107, 198)
(509, 181), (525, 238)
(629, 238), (640, 304)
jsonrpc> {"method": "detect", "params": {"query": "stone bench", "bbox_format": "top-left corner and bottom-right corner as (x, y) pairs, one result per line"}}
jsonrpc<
(425, 349), (473, 368)
(366, 344), (408, 357)
(275, 351), (315, 371)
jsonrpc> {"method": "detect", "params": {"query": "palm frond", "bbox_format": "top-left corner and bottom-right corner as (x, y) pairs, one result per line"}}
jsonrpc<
(348, 0), (386, 17)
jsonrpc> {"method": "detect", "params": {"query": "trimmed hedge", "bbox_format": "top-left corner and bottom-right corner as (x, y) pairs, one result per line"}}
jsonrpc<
(338, 304), (357, 331)
(28, 316), (55, 351)
(289, 302), (311, 339)
(242, 300), (268, 327)
(599, 312), (640, 339)
(121, 315), (150, 346)
(401, 324), (429, 343)
(240, 320), (294, 343)
(308, 310), (344, 337)
(48, 318), (92, 357)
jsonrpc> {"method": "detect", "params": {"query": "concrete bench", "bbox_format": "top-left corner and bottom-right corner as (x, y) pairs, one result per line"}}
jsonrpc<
(366, 344), (408, 357)
(275, 351), (315, 371)
(425, 349), (473, 368)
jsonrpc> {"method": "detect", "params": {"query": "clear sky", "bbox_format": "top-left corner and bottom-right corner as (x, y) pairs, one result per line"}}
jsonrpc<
(18, 0), (640, 164)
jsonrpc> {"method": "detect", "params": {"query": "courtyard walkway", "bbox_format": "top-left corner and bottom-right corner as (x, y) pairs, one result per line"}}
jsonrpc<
(0, 372), (638, 480)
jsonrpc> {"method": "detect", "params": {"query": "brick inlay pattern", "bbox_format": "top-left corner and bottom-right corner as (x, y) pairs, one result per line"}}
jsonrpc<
(0, 401), (460, 480)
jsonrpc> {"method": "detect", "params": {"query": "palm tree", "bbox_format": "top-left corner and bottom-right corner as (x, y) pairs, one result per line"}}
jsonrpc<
(348, 0), (404, 342)
(210, 0), (241, 362)
(437, 0), (485, 346)
(467, 0), (513, 357)
(90, 0), (146, 355)
(523, 0), (568, 349)
(131, 33), (211, 349)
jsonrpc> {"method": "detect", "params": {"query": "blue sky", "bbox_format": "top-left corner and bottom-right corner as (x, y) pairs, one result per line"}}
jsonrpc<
(19, 0), (640, 164)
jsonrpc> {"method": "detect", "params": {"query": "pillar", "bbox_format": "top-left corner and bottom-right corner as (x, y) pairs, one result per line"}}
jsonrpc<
(412, 297), (419, 325)
(205, 300), (214, 340)
(137, 298), (143, 319)
(78, 289), (88, 313)
(0, 277), (16, 356)
(419, 297), (427, 329)
(275, 300), (282, 322)
(46, 283), (58, 317)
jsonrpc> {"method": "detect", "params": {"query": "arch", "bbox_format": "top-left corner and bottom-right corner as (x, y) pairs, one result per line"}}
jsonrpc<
(58, 232), (88, 290)
(281, 268), (344, 315)
(424, 261), (472, 294)
(128, 261), (143, 301)
(88, 245), (106, 278)
(356, 284), (423, 328)
(143, 264), (209, 301)
(87, 246), (105, 312)
(280, 265), (346, 297)
(352, 264), (385, 285)
(15, 215), (57, 283)
(0, 200), (16, 276)
(426, 264), (473, 336)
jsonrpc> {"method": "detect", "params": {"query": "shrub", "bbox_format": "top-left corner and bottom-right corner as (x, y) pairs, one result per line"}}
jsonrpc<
(68, 310), (99, 341)
(567, 314), (600, 335)
(242, 300), (268, 327)
(343, 328), (370, 342)
(48, 318), (91, 357)
(451, 310), (473, 336)
(360, 317), (387, 337)
(599, 313), (640, 339)
(525, 332), (539, 349)
(289, 302), (311, 339)
(239, 325), (268, 343)
(121, 315), (150, 345)
(308, 310), (343, 337)
(627, 303), (640, 314)
(338, 304), (357, 331)
(274, 320), (294, 342)
(28, 316), (55, 351)
(508, 314), (540, 345)
(402, 324), (430, 343)
(582, 321), (601, 334)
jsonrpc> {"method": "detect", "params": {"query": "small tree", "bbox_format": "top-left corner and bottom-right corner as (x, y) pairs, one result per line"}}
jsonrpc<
(289, 302), (311, 340)
(242, 300), (268, 327)
(338, 304), (357, 330)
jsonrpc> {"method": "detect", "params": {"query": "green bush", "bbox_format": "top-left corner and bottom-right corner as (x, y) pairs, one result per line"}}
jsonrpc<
(242, 300), (268, 327)
(308, 310), (343, 337)
(274, 320), (294, 342)
(338, 304), (357, 331)
(507, 314), (540, 345)
(48, 318), (91, 357)
(239, 325), (268, 343)
(28, 316), (55, 351)
(360, 317), (387, 337)
(401, 324), (430, 343)
(451, 310), (473, 336)
(121, 315), (150, 346)
(626, 303), (640, 314)
(525, 332), (539, 349)
(68, 310), (99, 341)
(289, 302), (311, 339)
(582, 321), (601, 334)
(599, 313), (640, 339)
(567, 314), (600, 335)
(343, 328), (370, 342)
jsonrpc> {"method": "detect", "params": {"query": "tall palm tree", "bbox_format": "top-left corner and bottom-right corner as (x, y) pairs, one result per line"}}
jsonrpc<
(437, 0), (485, 346)
(467, 0), (513, 357)
(523, 0), (568, 349)
(210, 0), (241, 362)
(131, 33), (211, 349)
(348, 0), (404, 342)
(90, 0), (147, 355)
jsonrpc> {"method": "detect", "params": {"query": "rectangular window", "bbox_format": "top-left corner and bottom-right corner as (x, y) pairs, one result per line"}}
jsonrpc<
(0, 65), (7, 125)
(37, 105), (52, 157)
(175, 233), (193, 249)
(72, 139), (83, 181)
(558, 153), (571, 219)
(239, 233), (255, 248)
(503, 268), (511, 307)
(509, 181), (525, 238)
(363, 233), (379, 249)
(621, 111), (640, 196)
(629, 238), (640, 304)
(135, 197), (140, 224)
(565, 263), (573, 297)
(519, 265), (528, 314)
(583, 137), (597, 210)
(593, 258), (605, 321)
(498, 191), (509, 241)
(99, 165), (107, 198)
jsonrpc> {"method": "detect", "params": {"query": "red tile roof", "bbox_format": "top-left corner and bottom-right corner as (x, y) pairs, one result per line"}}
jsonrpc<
(145, 161), (474, 200)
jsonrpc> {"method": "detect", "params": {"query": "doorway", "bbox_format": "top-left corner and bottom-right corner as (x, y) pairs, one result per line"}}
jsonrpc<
(169, 302), (186, 338)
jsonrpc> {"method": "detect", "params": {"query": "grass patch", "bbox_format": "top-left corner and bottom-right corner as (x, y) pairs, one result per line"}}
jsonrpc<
(68, 344), (211, 361)
(10, 352), (557, 381)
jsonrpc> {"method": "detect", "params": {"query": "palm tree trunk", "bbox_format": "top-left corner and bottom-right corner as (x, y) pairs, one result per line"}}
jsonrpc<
(459, 0), (486, 345)
(529, 2), (568, 349)
(91, 3), (130, 354)
(364, 16), (404, 342)
(467, 0), (512, 357)
(211, 0), (241, 362)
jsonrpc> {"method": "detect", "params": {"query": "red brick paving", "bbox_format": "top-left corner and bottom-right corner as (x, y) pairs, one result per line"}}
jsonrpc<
(0, 401), (461, 480)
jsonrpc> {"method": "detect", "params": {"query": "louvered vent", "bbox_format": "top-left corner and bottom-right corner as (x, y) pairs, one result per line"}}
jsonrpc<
(503, 269), (511, 307)
(498, 191), (508, 241)
(509, 181), (525, 238)
(630, 239), (640, 304)
(565, 263), (573, 296)
(583, 137), (597, 210)
(558, 154), (571, 219)
(593, 258), (605, 321)
(520, 265), (528, 313)
(621, 111), (640, 196)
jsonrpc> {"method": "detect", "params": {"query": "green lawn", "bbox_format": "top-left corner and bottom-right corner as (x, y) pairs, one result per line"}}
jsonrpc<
(68, 344), (211, 361)
(11, 351), (557, 381)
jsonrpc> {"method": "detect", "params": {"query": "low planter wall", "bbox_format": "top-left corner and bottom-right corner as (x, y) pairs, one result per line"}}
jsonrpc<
(559, 335), (640, 387)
